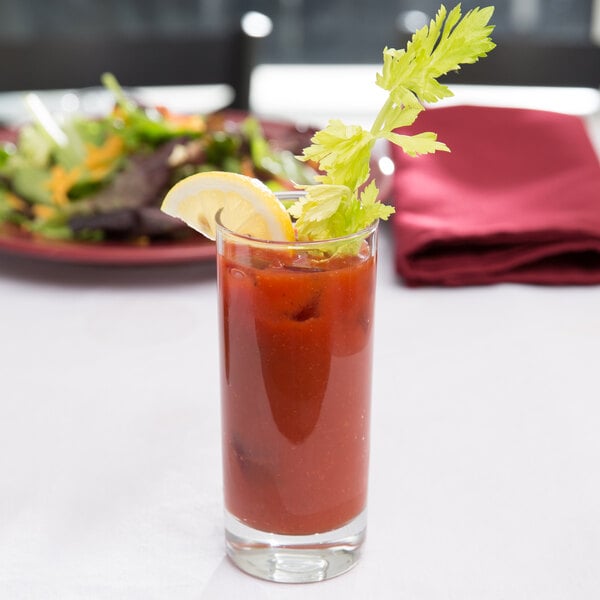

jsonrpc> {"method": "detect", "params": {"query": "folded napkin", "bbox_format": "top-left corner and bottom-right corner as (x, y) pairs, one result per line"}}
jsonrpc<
(391, 105), (600, 286)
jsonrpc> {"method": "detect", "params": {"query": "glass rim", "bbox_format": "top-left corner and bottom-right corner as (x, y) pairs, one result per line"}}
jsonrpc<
(215, 191), (379, 248)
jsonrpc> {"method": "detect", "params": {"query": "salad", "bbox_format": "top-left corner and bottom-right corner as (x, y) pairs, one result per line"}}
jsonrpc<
(0, 74), (314, 243)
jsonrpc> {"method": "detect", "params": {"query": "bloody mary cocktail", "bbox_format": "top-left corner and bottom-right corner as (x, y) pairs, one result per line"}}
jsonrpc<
(217, 221), (377, 580)
(160, 6), (496, 582)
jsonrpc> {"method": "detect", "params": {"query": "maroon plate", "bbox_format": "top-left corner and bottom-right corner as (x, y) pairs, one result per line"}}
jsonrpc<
(0, 224), (215, 265)
(0, 111), (315, 266)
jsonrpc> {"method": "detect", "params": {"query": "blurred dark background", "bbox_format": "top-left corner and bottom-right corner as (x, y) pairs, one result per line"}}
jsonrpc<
(1, 0), (598, 95)
(0, 0), (597, 63)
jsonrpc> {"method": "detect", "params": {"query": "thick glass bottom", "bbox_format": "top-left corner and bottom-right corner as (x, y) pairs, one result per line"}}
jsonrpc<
(224, 509), (367, 583)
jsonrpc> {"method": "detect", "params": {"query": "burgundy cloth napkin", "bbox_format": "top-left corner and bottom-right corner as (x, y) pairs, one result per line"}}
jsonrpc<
(391, 105), (600, 286)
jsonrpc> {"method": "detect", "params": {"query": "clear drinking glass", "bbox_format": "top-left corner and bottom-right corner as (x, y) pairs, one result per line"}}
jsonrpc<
(216, 199), (378, 583)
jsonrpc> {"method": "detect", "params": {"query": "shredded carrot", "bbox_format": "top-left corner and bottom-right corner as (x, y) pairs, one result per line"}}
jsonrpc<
(33, 204), (56, 220)
(169, 114), (206, 133)
(157, 106), (206, 133)
(240, 157), (255, 178)
(85, 134), (124, 180)
(44, 165), (82, 206)
(6, 192), (27, 211)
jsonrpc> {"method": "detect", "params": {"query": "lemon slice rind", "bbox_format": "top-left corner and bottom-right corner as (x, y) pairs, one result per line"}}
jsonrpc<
(161, 172), (295, 242)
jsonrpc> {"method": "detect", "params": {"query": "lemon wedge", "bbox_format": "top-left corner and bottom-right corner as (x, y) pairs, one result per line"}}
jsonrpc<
(161, 171), (295, 241)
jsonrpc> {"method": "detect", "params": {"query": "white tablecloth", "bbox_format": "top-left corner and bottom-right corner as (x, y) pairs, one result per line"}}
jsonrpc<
(1, 73), (600, 599)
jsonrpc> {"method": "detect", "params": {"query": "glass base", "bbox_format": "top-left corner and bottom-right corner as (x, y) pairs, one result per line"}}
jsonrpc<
(224, 509), (366, 583)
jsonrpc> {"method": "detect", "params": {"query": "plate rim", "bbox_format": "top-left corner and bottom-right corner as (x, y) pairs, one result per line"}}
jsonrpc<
(0, 223), (216, 265)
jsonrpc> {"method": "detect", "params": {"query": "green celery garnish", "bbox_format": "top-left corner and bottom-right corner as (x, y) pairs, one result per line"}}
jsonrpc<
(290, 3), (496, 241)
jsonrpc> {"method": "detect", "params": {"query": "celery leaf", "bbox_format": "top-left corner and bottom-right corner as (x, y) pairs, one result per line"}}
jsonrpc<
(289, 3), (496, 242)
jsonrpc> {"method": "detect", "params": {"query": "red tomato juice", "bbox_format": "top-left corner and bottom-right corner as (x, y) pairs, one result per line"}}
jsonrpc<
(218, 240), (376, 535)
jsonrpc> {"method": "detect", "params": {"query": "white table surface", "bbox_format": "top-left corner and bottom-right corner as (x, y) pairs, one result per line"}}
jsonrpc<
(1, 70), (600, 599)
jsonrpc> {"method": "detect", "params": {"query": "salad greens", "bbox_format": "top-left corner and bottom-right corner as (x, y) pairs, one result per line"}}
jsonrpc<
(290, 3), (496, 241)
(0, 74), (314, 241)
